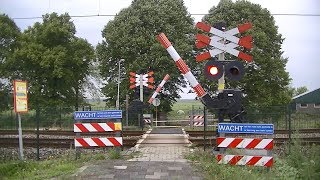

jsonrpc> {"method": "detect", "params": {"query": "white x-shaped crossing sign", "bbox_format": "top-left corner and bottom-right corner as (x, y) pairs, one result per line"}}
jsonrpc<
(129, 71), (154, 89)
(195, 22), (253, 62)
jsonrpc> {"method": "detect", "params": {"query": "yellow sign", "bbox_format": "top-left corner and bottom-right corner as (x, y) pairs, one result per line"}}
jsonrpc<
(14, 80), (28, 113)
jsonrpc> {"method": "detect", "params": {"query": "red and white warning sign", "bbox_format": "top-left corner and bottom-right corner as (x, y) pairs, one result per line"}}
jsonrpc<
(196, 22), (253, 62)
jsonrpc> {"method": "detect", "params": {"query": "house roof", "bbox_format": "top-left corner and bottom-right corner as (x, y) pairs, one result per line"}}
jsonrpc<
(292, 88), (320, 104)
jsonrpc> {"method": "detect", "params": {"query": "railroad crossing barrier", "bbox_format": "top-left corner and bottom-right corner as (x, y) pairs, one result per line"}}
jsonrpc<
(143, 114), (152, 124)
(216, 123), (274, 167)
(73, 110), (123, 158)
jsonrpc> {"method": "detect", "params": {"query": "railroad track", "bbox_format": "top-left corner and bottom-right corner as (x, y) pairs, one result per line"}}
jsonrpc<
(0, 130), (145, 137)
(186, 128), (320, 137)
(0, 137), (138, 148)
(189, 137), (320, 146)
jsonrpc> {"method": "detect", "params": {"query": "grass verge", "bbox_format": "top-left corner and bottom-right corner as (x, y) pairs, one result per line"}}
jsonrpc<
(186, 141), (320, 180)
(0, 148), (123, 179)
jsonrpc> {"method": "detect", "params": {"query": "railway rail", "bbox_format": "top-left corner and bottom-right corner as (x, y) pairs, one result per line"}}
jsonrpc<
(0, 129), (319, 148)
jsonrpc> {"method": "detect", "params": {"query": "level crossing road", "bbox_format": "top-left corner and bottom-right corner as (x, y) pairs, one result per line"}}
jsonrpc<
(70, 127), (203, 179)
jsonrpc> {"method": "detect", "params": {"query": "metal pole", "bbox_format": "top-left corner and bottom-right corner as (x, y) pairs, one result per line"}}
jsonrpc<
(18, 113), (24, 160)
(139, 74), (143, 102)
(36, 107), (40, 160)
(156, 106), (158, 127)
(116, 59), (124, 109)
(203, 106), (207, 151)
(126, 94), (129, 127)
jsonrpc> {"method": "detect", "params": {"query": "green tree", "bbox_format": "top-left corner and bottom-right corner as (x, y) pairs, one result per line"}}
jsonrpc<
(5, 13), (94, 109)
(292, 86), (308, 97)
(0, 14), (20, 111)
(200, 0), (292, 107)
(97, 0), (194, 112)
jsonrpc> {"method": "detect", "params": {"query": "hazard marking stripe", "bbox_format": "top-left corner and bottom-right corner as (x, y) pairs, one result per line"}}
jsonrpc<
(91, 123), (106, 132)
(74, 123), (122, 132)
(217, 155), (273, 167)
(217, 137), (273, 150)
(193, 84), (206, 97)
(75, 137), (123, 147)
(157, 33), (172, 49)
(176, 59), (189, 74)
(74, 123), (89, 132)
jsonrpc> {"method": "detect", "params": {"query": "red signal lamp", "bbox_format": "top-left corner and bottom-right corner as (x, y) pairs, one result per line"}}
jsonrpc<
(204, 60), (223, 81)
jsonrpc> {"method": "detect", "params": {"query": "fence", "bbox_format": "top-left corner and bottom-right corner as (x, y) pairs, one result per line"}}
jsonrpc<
(0, 105), (319, 130)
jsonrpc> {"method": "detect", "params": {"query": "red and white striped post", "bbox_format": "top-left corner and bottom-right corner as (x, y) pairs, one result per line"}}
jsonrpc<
(157, 33), (207, 98)
(148, 74), (170, 104)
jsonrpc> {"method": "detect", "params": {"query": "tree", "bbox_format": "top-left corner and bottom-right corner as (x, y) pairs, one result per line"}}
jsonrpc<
(97, 0), (195, 111)
(0, 14), (20, 111)
(292, 86), (308, 97)
(5, 13), (94, 109)
(200, 0), (292, 107)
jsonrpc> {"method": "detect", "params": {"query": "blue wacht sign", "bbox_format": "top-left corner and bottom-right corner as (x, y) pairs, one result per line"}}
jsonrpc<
(218, 123), (274, 134)
(74, 110), (122, 120)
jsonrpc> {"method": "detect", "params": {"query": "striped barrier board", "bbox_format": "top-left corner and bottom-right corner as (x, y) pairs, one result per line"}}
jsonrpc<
(216, 154), (273, 167)
(144, 119), (151, 124)
(74, 122), (122, 132)
(75, 137), (123, 147)
(193, 122), (204, 126)
(217, 137), (273, 150)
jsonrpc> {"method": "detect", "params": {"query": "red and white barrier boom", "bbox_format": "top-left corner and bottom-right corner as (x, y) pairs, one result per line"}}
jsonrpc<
(157, 33), (206, 98)
(148, 74), (170, 104)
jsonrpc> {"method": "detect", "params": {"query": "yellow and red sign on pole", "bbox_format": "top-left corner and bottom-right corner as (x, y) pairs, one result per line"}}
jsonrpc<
(13, 80), (28, 113)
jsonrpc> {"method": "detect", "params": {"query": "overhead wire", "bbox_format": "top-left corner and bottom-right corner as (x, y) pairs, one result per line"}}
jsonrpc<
(12, 13), (320, 20)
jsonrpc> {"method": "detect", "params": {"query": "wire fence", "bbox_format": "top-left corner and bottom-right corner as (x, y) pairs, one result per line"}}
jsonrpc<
(0, 105), (319, 130)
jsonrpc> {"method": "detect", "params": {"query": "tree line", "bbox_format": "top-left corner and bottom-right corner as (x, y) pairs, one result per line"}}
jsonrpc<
(0, 0), (307, 112)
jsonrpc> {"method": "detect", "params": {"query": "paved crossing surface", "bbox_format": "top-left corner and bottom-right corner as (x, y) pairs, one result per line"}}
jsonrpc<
(71, 127), (203, 179)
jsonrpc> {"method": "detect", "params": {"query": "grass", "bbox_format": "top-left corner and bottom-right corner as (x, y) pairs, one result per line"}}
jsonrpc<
(0, 149), (123, 179)
(186, 139), (320, 179)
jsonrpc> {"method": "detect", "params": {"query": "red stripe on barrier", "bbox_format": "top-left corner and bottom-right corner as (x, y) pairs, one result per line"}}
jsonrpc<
(228, 138), (243, 148)
(217, 154), (222, 162)
(92, 137), (105, 147)
(265, 140), (273, 150)
(246, 139), (261, 149)
(176, 59), (189, 74)
(157, 33), (172, 49)
(75, 123), (89, 132)
(108, 137), (122, 146)
(246, 156), (262, 166)
(193, 84), (206, 97)
(91, 123), (105, 132)
(75, 138), (90, 147)
(107, 122), (115, 131)
(156, 86), (161, 92)
(230, 155), (243, 165)
(264, 158), (273, 167)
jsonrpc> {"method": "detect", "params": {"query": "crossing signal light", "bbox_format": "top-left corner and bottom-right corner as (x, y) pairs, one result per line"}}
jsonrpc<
(225, 61), (244, 81)
(204, 60), (223, 81)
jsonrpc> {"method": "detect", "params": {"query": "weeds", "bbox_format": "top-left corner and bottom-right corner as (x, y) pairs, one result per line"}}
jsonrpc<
(187, 140), (320, 180)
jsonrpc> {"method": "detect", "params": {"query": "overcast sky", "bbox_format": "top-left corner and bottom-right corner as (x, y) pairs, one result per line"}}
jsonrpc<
(1, 0), (319, 99)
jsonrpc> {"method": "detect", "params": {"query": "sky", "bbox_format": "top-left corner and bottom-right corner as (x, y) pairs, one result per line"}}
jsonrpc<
(1, 0), (319, 99)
